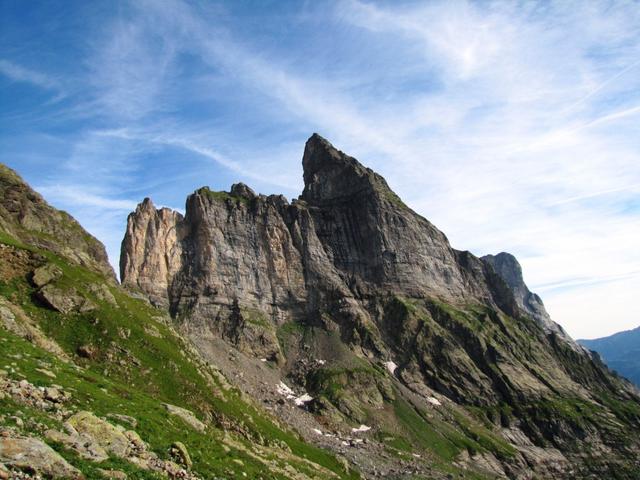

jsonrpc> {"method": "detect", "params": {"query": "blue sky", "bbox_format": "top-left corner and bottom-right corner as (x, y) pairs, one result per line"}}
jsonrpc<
(1, 0), (639, 339)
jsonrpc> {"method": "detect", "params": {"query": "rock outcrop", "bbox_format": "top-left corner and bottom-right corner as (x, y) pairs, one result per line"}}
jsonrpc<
(121, 135), (509, 351)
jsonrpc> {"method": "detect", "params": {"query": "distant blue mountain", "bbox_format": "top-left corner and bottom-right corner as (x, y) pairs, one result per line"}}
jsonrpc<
(579, 326), (640, 386)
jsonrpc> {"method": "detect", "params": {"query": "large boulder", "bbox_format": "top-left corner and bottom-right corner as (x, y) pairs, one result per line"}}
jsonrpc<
(31, 263), (63, 288)
(66, 411), (131, 457)
(0, 435), (84, 479)
(45, 428), (109, 462)
(37, 284), (96, 314)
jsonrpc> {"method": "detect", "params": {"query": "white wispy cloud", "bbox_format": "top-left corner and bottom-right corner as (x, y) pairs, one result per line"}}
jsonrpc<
(94, 128), (297, 190)
(4, 0), (638, 338)
(35, 185), (139, 211)
(0, 59), (59, 90)
(80, 0), (640, 336)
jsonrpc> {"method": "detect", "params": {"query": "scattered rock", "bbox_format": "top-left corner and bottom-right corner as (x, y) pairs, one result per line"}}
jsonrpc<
(67, 411), (130, 457)
(163, 404), (206, 432)
(106, 413), (138, 429)
(45, 387), (62, 402)
(87, 283), (118, 306)
(1, 376), (69, 411)
(143, 324), (162, 338)
(0, 435), (84, 479)
(77, 344), (97, 359)
(170, 441), (192, 469)
(35, 367), (56, 378)
(45, 428), (109, 462)
(97, 469), (128, 479)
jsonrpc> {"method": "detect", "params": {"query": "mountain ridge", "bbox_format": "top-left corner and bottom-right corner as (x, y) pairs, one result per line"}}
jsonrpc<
(579, 325), (640, 386)
(119, 134), (640, 478)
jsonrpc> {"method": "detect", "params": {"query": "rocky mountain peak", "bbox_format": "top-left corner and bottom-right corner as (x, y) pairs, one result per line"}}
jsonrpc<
(114, 138), (640, 477)
(230, 182), (256, 200)
(301, 133), (392, 204)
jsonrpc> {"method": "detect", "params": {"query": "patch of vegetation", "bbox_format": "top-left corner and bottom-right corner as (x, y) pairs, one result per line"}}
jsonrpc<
(197, 186), (250, 205)
(391, 394), (515, 465)
(307, 366), (383, 400)
(240, 306), (272, 328)
(275, 320), (307, 356)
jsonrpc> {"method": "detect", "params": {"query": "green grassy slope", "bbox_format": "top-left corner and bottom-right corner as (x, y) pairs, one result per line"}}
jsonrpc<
(0, 231), (357, 480)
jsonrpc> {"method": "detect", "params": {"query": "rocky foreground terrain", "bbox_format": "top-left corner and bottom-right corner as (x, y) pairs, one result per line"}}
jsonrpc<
(1, 134), (640, 479)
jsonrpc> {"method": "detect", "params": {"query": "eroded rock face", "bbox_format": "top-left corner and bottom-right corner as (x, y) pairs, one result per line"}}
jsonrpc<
(119, 135), (597, 374)
(301, 134), (489, 301)
(119, 198), (184, 308)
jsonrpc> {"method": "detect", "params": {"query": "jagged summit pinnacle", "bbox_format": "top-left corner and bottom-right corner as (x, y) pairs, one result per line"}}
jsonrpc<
(230, 182), (256, 199)
(302, 133), (393, 204)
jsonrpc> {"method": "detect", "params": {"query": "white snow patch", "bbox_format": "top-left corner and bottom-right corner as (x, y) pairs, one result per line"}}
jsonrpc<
(316, 359), (326, 365)
(312, 428), (323, 435)
(277, 382), (295, 398)
(351, 424), (371, 433)
(260, 358), (267, 362)
(412, 453), (421, 458)
(427, 396), (441, 406)
(294, 393), (313, 406)
(384, 361), (398, 375)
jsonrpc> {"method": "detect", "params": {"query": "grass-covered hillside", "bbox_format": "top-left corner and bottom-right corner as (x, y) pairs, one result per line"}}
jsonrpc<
(0, 230), (358, 480)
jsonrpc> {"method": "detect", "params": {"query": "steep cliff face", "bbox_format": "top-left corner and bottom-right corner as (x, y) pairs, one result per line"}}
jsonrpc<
(301, 134), (493, 302)
(121, 135), (510, 346)
(119, 198), (184, 306)
(121, 135), (640, 479)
